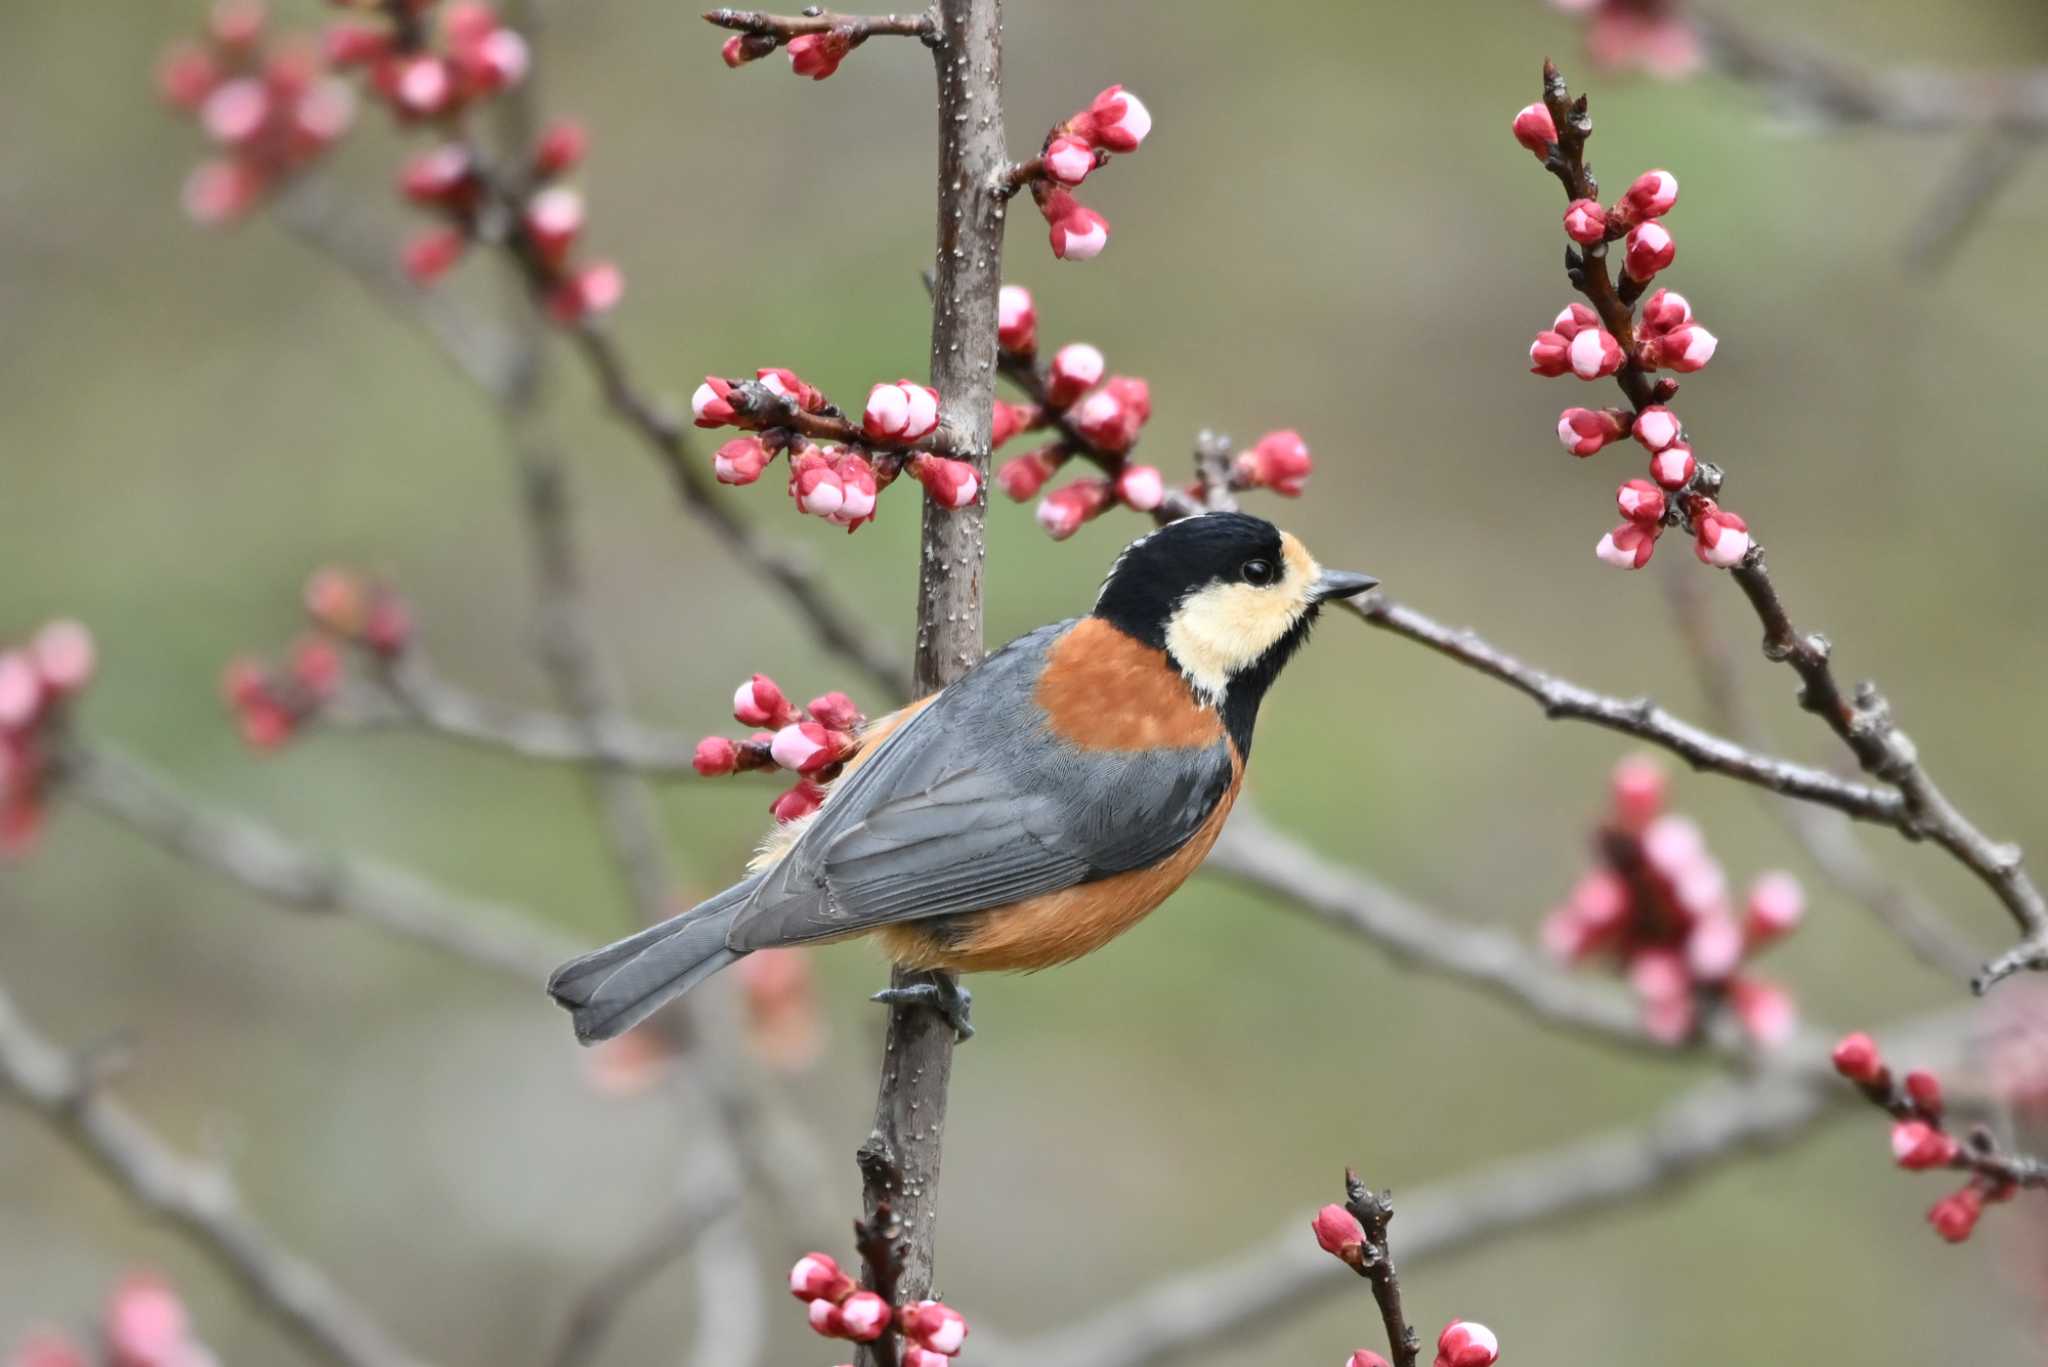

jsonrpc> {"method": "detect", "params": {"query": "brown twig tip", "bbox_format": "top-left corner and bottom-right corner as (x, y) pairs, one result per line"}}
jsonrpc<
(1339, 1170), (1420, 1367)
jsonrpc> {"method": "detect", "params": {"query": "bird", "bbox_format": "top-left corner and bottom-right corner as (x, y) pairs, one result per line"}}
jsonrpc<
(547, 511), (1376, 1044)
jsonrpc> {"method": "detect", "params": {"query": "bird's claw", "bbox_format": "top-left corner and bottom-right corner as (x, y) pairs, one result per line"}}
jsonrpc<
(870, 973), (974, 1042)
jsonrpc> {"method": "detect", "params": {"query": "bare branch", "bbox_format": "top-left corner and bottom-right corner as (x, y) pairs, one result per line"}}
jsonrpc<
(703, 8), (935, 42)
(0, 976), (434, 1367)
(1338, 1175), (1418, 1367)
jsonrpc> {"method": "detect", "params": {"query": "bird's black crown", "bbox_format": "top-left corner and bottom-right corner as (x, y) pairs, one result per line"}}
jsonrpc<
(1091, 512), (1287, 650)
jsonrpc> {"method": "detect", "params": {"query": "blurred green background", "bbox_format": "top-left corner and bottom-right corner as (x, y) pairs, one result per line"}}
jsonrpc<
(5, 0), (2048, 1362)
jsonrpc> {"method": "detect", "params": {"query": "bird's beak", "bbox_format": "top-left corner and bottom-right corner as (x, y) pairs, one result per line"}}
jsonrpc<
(1311, 569), (1379, 602)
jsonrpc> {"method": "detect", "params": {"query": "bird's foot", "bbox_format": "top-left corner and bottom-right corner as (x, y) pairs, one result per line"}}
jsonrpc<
(870, 972), (974, 1042)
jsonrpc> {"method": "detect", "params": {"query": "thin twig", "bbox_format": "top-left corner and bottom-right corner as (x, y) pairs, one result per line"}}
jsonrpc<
(703, 8), (936, 42)
(0, 975), (434, 1367)
(1339, 1175), (1417, 1367)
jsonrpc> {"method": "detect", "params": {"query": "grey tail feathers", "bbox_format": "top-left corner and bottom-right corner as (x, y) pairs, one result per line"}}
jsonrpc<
(546, 875), (762, 1044)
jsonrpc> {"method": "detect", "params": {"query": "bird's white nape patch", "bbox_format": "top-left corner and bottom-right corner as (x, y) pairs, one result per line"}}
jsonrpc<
(1163, 532), (1320, 704)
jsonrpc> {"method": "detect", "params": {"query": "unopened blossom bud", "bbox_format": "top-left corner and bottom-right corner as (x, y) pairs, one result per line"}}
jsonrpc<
(838, 1291), (893, 1342)
(534, 119), (589, 176)
(1892, 1119), (1959, 1170)
(209, 0), (265, 51)
(864, 380), (942, 445)
(1639, 288), (1692, 335)
(467, 27), (531, 93)
(733, 674), (797, 729)
(1569, 327), (1624, 379)
(1631, 405), (1681, 452)
(199, 77), (268, 148)
(523, 186), (584, 266)
(1744, 872), (1803, 943)
(723, 32), (775, 66)
(546, 261), (624, 324)
(395, 55), (454, 115)
(1649, 443), (1695, 490)
(402, 226), (468, 285)
(182, 158), (265, 227)
(1904, 1069), (1944, 1118)
(1641, 324), (1717, 373)
(30, 622), (95, 697)
(1045, 192), (1110, 261)
(1610, 754), (1667, 831)
(788, 1252), (855, 1304)
(159, 41), (223, 109)
(1047, 343), (1106, 406)
(399, 144), (473, 206)
(830, 451), (879, 527)
(692, 377), (739, 428)
(1078, 85), (1151, 152)
(901, 1300), (969, 1356)
(1732, 975), (1796, 1046)
(787, 30), (853, 80)
(998, 284), (1037, 354)
(1691, 501), (1750, 568)
(1553, 302), (1599, 337)
(713, 436), (772, 486)
(291, 636), (342, 699)
(1595, 520), (1659, 569)
(1830, 1032), (1885, 1085)
(902, 1350), (952, 1367)
(0, 654), (41, 731)
(1072, 386), (1139, 454)
(219, 658), (270, 712)
(1311, 1204), (1367, 1266)
(1616, 478), (1666, 525)
(911, 455), (981, 510)
(1563, 198), (1609, 245)
(1235, 429), (1313, 496)
(1528, 331), (1572, 377)
(771, 779), (826, 824)
(807, 1298), (847, 1338)
(1045, 134), (1098, 185)
(1349, 1354), (1394, 1367)
(7, 1329), (89, 1367)
(990, 400), (1034, 448)
(1642, 813), (1705, 873)
(1557, 407), (1626, 456)
(1036, 479), (1113, 540)
(1927, 1187), (1984, 1243)
(693, 736), (739, 776)
(807, 692), (862, 732)
(1435, 1319), (1500, 1367)
(106, 1275), (193, 1367)
(1617, 168), (1680, 225)
(1685, 914), (1743, 982)
(790, 450), (847, 520)
(998, 448), (1062, 501)
(1116, 464), (1166, 512)
(1623, 221), (1676, 282)
(1512, 102), (1557, 157)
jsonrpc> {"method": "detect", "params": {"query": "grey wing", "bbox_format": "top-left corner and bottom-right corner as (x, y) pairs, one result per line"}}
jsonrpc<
(727, 623), (1235, 951)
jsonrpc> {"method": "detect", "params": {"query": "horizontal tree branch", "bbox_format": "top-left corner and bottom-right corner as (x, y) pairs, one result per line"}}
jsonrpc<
(702, 7), (936, 42)
(0, 976), (433, 1367)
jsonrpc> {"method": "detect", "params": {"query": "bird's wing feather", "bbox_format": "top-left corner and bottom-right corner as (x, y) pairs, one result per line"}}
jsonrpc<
(727, 622), (1234, 951)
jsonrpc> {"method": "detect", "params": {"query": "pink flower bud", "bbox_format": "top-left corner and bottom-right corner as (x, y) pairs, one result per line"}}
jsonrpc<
(1629, 947), (1690, 1007)
(0, 653), (42, 732)
(1046, 193), (1110, 261)
(1552, 302), (1599, 337)
(1595, 520), (1658, 569)
(1623, 221), (1676, 282)
(720, 34), (749, 67)
(1616, 478), (1666, 525)
(394, 55), (454, 115)
(1528, 331), (1572, 377)
(322, 22), (390, 68)
(1927, 1187), (1984, 1243)
(1072, 387), (1143, 454)
(158, 41), (223, 109)
(830, 451), (878, 527)
(791, 454), (847, 521)
(1610, 754), (1667, 831)
(1349, 1354), (1394, 1367)
(1649, 444), (1695, 490)
(1568, 327), (1624, 379)
(771, 779), (826, 824)
(106, 1275), (191, 1367)
(1115, 464), (1166, 512)
(290, 636), (342, 699)
(911, 455), (981, 509)
(787, 30), (853, 80)
(181, 158), (265, 227)
(7, 1329), (89, 1367)
(733, 674), (796, 729)
(788, 1252), (854, 1304)
(864, 380), (942, 444)
(1631, 406), (1681, 452)
(1905, 1069), (1944, 1118)
(1311, 1204), (1367, 1265)
(1557, 407), (1626, 457)
(546, 261), (624, 324)
(1891, 1119), (1958, 1170)
(1831, 1032), (1885, 1085)
(901, 1300), (969, 1356)
(1692, 501), (1750, 568)
(998, 448), (1062, 501)
(1641, 324), (1717, 373)
(400, 144), (474, 206)
(30, 621), (95, 697)
(903, 1349), (952, 1367)
(200, 77), (269, 147)
(807, 1298), (847, 1338)
(1035, 479), (1113, 540)
(1079, 85), (1151, 152)
(1236, 429), (1313, 496)
(1571, 867), (1632, 934)
(467, 27), (530, 92)
(998, 284), (1037, 353)
(290, 79), (355, 150)
(837, 1290), (893, 1342)
(807, 692), (862, 732)
(523, 185), (584, 266)
(990, 400), (1033, 449)
(1744, 872), (1803, 943)
(442, 2), (501, 49)
(692, 377), (739, 428)
(1684, 914), (1743, 982)
(1563, 198), (1609, 245)
(1617, 168), (1679, 224)
(693, 736), (739, 777)
(1639, 288), (1692, 335)
(713, 436), (772, 486)
(1047, 343), (1106, 407)
(209, 0), (266, 51)
(1045, 134), (1098, 185)
(755, 367), (824, 413)
(1435, 1319), (1500, 1367)
(1512, 102), (1557, 157)
(402, 226), (468, 285)
(535, 119), (588, 176)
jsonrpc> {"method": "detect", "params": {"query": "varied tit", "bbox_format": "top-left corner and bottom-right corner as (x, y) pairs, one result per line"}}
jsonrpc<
(548, 512), (1377, 1044)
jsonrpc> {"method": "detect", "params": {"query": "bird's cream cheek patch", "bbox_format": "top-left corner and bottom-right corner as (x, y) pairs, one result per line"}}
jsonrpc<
(1163, 534), (1319, 703)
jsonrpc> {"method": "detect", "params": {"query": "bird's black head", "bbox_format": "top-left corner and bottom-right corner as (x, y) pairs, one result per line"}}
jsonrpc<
(1091, 513), (1377, 755)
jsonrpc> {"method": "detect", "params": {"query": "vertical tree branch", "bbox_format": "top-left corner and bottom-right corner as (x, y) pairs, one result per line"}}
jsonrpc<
(856, 0), (1006, 1345)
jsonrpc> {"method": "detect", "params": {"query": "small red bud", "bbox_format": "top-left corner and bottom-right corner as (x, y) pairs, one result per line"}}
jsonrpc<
(1904, 1069), (1944, 1118)
(693, 736), (739, 777)
(1891, 1119), (1959, 1170)
(1435, 1319), (1500, 1367)
(1311, 1204), (1367, 1266)
(1927, 1186), (1985, 1243)
(1563, 197), (1609, 245)
(1831, 1032), (1885, 1085)
(1511, 102), (1557, 157)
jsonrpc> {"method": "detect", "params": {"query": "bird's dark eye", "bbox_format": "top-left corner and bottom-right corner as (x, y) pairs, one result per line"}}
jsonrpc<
(1241, 558), (1277, 587)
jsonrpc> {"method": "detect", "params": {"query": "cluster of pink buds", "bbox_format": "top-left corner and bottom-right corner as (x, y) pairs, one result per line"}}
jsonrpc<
(157, 2), (356, 226)
(787, 1253), (969, 1363)
(1549, 0), (1703, 80)
(9, 1272), (217, 1367)
(692, 674), (865, 823)
(1312, 1207), (1500, 1367)
(716, 22), (866, 81)
(221, 567), (410, 752)
(1831, 1034), (2038, 1244)
(322, 0), (529, 122)
(1028, 86), (1152, 261)
(0, 621), (96, 858)
(1542, 756), (1802, 1046)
